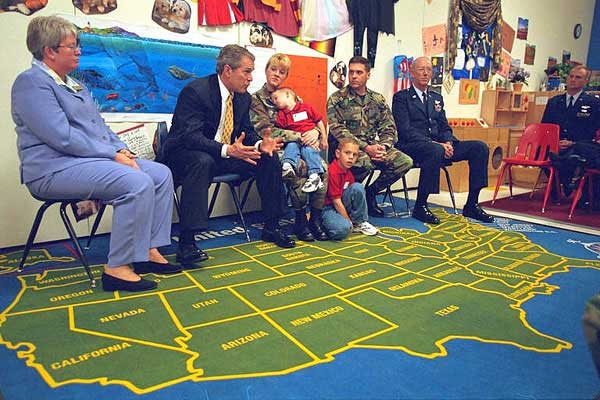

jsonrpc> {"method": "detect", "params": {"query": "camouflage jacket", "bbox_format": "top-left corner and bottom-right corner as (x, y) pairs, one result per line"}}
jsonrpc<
(250, 84), (303, 143)
(327, 86), (398, 150)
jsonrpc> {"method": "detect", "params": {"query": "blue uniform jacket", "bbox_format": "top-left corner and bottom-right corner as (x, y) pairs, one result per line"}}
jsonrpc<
(11, 65), (126, 184)
(392, 86), (458, 146)
(541, 92), (600, 142)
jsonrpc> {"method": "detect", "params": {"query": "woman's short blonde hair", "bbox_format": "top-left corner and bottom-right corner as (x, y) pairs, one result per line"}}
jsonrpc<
(27, 15), (77, 61)
(265, 53), (291, 74)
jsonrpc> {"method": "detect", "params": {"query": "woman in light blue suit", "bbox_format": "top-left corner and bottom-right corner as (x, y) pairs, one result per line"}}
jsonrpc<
(11, 16), (180, 292)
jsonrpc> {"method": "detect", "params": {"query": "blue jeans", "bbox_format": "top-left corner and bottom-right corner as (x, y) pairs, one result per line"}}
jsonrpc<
(321, 183), (368, 240)
(283, 142), (324, 175)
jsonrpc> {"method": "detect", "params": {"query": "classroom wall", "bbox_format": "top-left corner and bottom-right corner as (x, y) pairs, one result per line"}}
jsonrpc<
(0, 0), (595, 248)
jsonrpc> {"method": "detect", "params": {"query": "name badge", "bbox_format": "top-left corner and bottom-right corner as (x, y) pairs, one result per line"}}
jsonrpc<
(343, 182), (349, 189)
(292, 111), (308, 122)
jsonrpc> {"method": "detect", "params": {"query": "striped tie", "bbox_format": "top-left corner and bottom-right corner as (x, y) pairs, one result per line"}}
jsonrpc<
(222, 94), (233, 144)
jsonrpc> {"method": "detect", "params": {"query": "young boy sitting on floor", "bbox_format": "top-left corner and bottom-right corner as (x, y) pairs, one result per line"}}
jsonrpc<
(321, 137), (378, 239)
(271, 87), (328, 193)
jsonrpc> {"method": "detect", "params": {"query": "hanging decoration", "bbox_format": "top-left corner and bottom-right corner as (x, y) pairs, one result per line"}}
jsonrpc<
(516, 17), (528, 40)
(451, 19), (492, 81)
(152, 0), (191, 33)
(422, 24), (447, 56)
(501, 19), (515, 52)
(249, 23), (273, 47)
(197, 0), (244, 26)
(393, 55), (413, 93)
(431, 56), (444, 86)
(446, 0), (502, 72)
(0, 0), (48, 15)
(73, 0), (117, 15)
(329, 61), (347, 89)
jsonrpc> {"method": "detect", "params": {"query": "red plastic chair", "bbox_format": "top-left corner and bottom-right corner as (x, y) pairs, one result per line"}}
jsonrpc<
(568, 168), (600, 219)
(491, 123), (560, 212)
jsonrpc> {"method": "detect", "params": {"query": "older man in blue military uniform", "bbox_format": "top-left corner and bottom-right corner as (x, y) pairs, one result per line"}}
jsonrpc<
(392, 56), (493, 225)
(542, 65), (600, 200)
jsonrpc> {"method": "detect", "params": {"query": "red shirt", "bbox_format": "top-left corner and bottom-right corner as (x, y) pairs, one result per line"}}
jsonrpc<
(324, 159), (355, 206)
(275, 102), (322, 134)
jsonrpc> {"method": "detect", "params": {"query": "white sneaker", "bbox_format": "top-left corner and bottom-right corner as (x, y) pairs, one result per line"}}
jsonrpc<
(282, 162), (295, 178)
(353, 221), (378, 236)
(302, 173), (323, 193)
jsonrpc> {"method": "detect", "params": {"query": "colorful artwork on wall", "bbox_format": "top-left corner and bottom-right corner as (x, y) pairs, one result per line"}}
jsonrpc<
(73, 0), (117, 15)
(517, 17), (529, 40)
(458, 79), (480, 104)
(524, 44), (536, 65)
(422, 24), (447, 56)
(393, 55), (414, 93)
(73, 26), (220, 114)
(451, 19), (492, 81)
(501, 20), (515, 53)
(0, 0), (47, 15)
(151, 0), (191, 33)
(431, 56), (444, 86)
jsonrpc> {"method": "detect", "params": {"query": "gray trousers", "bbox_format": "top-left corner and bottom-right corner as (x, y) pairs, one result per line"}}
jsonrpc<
(27, 159), (174, 267)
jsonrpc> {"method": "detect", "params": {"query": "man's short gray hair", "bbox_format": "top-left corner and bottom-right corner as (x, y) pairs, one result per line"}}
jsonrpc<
(216, 44), (255, 74)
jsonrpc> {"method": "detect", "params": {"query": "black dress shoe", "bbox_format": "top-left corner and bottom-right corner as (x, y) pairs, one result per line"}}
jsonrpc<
(176, 243), (209, 265)
(412, 204), (440, 224)
(308, 219), (329, 241)
(102, 273), (157, 292)
(261, 228), (296, 248)
(462, 204), (495, 223)
(132, 261), (182, 275)
(293, 223), (314, 241)
(366, 189), (385, 218)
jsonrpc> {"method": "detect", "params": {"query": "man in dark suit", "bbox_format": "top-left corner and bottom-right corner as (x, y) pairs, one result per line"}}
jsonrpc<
(161, 45), (295, 265)
(541, 65), (600, 198)
(392, 56), (494, 224)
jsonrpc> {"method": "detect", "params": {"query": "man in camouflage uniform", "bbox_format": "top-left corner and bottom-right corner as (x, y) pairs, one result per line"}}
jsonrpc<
(327, 56), (412, 217)
(250, 53), (329, 241)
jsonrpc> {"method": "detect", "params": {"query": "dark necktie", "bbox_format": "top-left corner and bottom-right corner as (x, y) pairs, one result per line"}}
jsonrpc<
(423, 91), (429, 117)
(567, 95), (574, 110)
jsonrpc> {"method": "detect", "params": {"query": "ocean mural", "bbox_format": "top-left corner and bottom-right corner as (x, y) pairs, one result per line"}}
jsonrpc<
(73, 27), (221, 114)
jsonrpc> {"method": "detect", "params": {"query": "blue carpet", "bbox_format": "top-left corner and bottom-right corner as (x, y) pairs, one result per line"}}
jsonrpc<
(0, 200), (599, 400)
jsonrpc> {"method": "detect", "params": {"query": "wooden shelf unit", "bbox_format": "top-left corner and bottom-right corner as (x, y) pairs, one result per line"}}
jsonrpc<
(481, 90), (527, 128)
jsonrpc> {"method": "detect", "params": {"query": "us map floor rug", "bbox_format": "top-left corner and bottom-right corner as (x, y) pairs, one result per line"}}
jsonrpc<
(0, 208), (599, 399)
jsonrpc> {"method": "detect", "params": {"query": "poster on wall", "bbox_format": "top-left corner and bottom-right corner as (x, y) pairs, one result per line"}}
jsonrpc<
(249, 23), (273, 47)
(431, 56), (443, 86)
(422, 24), (447, 56)
(393, 55), (414, 93)
(458, 79), (480, 104)
(501, 20), (515, 53)
(562, 50), (571, 64)
(517, 17), (529, 40)
(0, 0), (47, 15)
(451, 20), (492, 80)
(329, 61), (347, 89)
(497, 50), (512, 78)
(151, 0), (191, 33)
(73, 0), (117, 15)
(524, 44), (536, 65)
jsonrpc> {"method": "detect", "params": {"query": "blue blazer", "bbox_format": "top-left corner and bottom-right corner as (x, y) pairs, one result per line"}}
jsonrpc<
(392, 86), (457, 146)
(11, 65), (126, 184)
(162, 74), (259, 162)
(541, 92), (600, 142)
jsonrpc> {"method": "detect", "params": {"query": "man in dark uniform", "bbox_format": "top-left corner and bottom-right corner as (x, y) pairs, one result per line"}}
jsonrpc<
(541, 65), (600, 199)
(392, 56), (494, 225)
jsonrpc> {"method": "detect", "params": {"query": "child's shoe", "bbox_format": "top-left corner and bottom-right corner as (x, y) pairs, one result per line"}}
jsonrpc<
(353, 221), (378, 236)
(282, 162), (296, 178)
(302, 173), (323, 193)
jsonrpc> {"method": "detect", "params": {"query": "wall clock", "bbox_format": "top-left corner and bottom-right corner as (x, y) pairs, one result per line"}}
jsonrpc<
(573, 23), (582, 39)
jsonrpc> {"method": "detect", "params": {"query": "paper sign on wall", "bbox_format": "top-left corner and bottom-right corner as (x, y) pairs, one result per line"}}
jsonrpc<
(501, 20), (515, 53)
(422, 24), (447, 56)
(458, 79), (480, 104)
(497, 50), (512, 78)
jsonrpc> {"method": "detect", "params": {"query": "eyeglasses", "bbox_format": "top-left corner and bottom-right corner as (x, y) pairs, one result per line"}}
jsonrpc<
(56, 40), (81, 51)
(415, 67), (432, 73)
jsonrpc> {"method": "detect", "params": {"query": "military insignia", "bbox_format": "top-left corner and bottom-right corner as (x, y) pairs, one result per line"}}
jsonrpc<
(434, 100), (442, 112)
